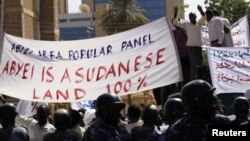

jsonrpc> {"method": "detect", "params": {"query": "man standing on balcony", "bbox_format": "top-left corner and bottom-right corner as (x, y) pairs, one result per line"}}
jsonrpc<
(173, 5), (205, 81)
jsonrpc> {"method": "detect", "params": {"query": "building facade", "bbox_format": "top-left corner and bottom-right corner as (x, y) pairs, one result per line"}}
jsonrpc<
(94, 0), (167, 21)
(2, 0), (67, 41)
(59, 12), (95, 40)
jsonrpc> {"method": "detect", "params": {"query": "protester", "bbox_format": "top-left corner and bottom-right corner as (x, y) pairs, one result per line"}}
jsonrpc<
(15, 104), (55, 141)
(130, 104), (161, 141)
(69, 109), (85, 139)
(0, 103), (30, 141)
(83, 93), (129, 141)
(125, 104), (143, 133)
(43, 108), (81, 141)
(173, 5), (205, 80)
(213, 10), (234, 47)
(231, 96), (250, 125)
(172, 20), (189, 84)
(205, 9), (225, 47)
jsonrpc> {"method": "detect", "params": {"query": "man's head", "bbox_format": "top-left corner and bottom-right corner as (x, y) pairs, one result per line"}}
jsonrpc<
(95, 93), (125, 126)
(141, 104), (159, 125)
(36, 104), (50, 126)
(205, 9), (214, 22)
(181, 79), (215, 118)
(189, 12), (197, 25)
(127, 104), (141, 123)
(53, 108), (71, 131)
(0, 103), (17, 127)
(213, 9), (220, 17)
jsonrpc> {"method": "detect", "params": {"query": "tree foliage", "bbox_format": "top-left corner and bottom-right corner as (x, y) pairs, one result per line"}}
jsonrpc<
(100, 0), (149, 35)
(205, 0), (250, 24)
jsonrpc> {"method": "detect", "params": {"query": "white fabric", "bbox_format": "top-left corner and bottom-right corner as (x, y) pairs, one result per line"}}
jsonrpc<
(16, 100), (48, 117)
(207, 47), (250, 94)
(231, 15), (250, 47)
(244, 89), (250, 100)
(173, 16), (205, 46)
(221, 17), (234, 47)
(71, 125), (85, 139)
(15, 116), (55, 141)
(125, 120), (143, 133)
(208, 16), (225, 44)
(83, 109), (96, 129)
(0, 17), (182, 102)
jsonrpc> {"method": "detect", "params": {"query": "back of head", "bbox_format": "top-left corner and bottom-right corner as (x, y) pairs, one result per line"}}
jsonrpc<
(0, 103), (17, 127)
(53, 108), (71, 131)
(95, 93), (125, 125)
(233, 96), (249, 117)
(69, 109), (81, 128)
(181, 79), (215, 117)
(205, 9), (214, 21)
(163, 98), (185, 124)
(213, 9), (220, 16)
(127, 104), (141, 123)
(37, 104), (50, 126)
(141, 104), (159, 125)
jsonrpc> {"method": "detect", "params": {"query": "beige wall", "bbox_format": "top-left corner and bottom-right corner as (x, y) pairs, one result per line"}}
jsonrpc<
(4, 0), (39, 39)
(82, 0), (94, 12)
(3, 0), (22, 37)
(95, 3), (109, 37)
(40, 0), (59, 41)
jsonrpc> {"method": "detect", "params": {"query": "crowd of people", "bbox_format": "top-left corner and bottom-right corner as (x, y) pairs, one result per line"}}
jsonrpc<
(0, 5), (248, 141)
(0, 79), (250, 141)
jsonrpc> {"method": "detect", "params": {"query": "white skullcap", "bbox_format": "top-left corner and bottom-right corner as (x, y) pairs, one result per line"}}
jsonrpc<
(244, 89), (250, 100)
(84, 109), (96, 126)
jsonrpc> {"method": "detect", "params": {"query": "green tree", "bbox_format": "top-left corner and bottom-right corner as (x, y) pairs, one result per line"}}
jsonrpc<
(100, 0), (150, 35)
(205, 0), (250, 24)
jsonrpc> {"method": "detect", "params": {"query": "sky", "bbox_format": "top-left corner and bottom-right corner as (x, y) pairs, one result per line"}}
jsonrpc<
(68, 0), (206, 20)
(184, 0), (206, 20)
(68, 0), (81, 13)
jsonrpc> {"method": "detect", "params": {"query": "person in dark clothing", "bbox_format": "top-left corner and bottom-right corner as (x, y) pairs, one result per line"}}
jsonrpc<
(162, 98), (185, 126)
(83, 93), (129, 141)
(166, 80), (229, 141)
(231, 96), (250, 125)
(130, 104), (161, 141)
(0, 103), (30, 141)
(125, 104), (143, 133)
(43, 108), (81, 141)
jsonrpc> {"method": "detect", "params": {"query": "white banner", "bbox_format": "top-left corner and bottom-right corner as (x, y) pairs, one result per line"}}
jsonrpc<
(0, 17), (182, 102)
(207, 47), (250, 94)
(201, 16), (250, 47)
(231, 15), (250, 47)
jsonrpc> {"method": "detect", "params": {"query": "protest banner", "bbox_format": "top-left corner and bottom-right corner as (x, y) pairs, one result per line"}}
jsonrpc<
(201, 16), (250, 47)
(207, 47), (250, 94)
(0, 17), (182, 102)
